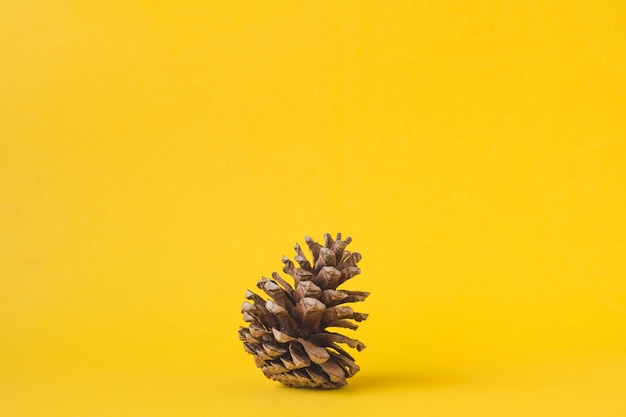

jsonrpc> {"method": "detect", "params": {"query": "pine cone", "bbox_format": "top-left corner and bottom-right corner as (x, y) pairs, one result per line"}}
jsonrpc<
(239, 233), (369, 389)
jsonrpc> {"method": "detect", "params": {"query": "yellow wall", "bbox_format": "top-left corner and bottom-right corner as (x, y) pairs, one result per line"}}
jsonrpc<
(1, 1), (625, 416)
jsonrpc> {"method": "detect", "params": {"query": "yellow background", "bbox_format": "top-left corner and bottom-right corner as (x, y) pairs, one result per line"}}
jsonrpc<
(1, 1), (625, 416)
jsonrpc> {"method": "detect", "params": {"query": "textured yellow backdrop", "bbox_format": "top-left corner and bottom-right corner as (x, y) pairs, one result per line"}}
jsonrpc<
(1, 1), (625, 416)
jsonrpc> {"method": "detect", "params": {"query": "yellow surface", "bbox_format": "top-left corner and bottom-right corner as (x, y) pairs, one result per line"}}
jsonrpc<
(1, 1), (625, 416)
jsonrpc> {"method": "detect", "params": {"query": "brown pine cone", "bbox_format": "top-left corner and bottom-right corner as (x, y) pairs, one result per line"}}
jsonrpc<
(239, 233), (369, 389)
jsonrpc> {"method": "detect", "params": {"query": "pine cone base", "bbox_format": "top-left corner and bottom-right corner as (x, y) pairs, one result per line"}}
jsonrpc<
(239, 233), (368, 389)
